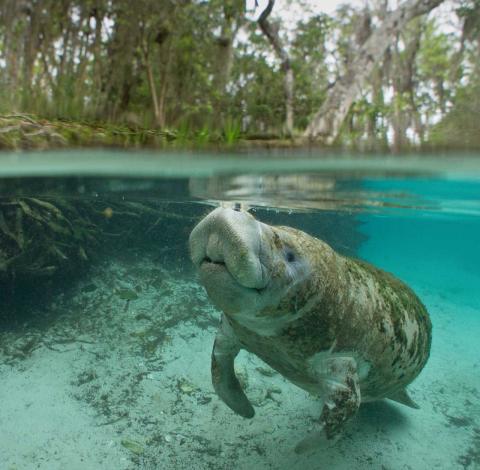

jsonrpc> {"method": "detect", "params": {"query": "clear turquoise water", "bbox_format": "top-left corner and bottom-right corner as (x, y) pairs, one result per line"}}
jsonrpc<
(0, 151), (479, 469)
(359, 178), (480, 308)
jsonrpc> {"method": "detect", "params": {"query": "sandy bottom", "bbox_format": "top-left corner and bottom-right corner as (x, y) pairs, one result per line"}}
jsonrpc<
(0, 255), (479, 470)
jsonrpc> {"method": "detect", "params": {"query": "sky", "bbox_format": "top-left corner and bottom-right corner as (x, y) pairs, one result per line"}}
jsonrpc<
(246, 0), (458, 33)
(246, 0), (364, 22)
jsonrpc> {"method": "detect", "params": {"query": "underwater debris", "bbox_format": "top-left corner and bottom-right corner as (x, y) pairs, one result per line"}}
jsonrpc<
(177, 378), (198, 395)
(234, 366), (249, 390)
(256, 366), (278, 377)
(196, 395), (212, 405)
(81, 283), (97, 293)
(2, 334), (41, 361)
(73, 370), (98, 386)
(115, 288), (139, 301)
(446, 415), (474, 428)
(129, 326), (169, 357)
(458, 427), (480, 469)
(265, 387), (282, 401)
(135, 313), (152, 322)
(102, 207), (114, 219)
(121, 438), (145, 455)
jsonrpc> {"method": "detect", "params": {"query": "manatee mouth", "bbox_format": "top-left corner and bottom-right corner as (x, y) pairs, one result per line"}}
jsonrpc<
(199, 256), (265, 293)
(200, 257), (229, 276)
(202, 256), (225, 267)
(189, 207), (272, 291)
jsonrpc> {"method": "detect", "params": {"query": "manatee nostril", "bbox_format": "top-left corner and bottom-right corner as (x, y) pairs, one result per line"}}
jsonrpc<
(286, 251), (296, 263)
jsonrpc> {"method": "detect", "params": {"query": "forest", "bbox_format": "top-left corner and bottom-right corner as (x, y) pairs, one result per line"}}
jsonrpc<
(0, 0), (479, 150)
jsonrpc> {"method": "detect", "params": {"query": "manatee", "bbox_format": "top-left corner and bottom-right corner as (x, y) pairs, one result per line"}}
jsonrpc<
(189, 207), (431, 452)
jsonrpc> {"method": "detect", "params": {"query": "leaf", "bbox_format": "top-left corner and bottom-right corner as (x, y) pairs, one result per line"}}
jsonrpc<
(116, 288), (139, 301)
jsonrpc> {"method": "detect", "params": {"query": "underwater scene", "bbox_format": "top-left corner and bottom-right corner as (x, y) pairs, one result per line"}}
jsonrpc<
(0, 152), (479, 470)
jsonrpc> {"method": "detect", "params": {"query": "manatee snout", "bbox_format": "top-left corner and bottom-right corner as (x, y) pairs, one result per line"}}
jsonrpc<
(189, 207), (272, 291)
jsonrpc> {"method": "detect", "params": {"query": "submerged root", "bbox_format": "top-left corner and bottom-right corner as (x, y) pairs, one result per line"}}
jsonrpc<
(0, 196), (103, 284)
(0, 195), (190, 285)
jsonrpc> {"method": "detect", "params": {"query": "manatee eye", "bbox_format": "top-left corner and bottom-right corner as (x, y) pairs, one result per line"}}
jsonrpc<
(285, 250), (296, 263)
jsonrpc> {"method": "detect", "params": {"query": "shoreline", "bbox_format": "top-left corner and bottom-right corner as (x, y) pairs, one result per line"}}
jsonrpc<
(1, 114), (477, 154)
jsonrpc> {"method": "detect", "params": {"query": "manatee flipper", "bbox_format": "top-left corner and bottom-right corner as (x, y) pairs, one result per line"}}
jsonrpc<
(295, 356), (361, 454)
(211, 316), (254, 419)
(387, 388), (419, 409)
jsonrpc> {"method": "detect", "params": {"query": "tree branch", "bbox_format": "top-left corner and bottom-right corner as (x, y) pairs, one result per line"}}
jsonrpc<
(257, 0), (294, 135)
(304, 0), (445, 143)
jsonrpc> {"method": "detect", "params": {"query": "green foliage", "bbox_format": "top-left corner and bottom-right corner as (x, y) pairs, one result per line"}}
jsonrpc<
(229, 39), (284, 133)
(456, 0), (480, 40)
(291, 14), (333, 129)
(195, 124), (214, 146)
(428, 80), (480, 149)
(222, 117), (241, 145)
(417, 20), (455, 98)
(172, 120), (192, 146)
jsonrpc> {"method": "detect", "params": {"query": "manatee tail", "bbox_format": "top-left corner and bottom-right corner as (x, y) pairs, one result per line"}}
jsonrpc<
(387, 388), (420, 409)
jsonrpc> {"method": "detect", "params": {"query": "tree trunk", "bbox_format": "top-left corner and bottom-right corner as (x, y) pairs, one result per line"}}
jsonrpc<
(366, 65), (386, 150)
(392, 93), (409, 152)
(22, 2), (42, 110)
(213, 1), (242, 127)
(92, 7), (105, 115)
(157, 39), (173, 129)
(304, 0), (444, 144)
(214, 1), (241, 93)
(144, 47), (164, 128)
(392, 19), (422, 151)
(258, 0), (294, 136)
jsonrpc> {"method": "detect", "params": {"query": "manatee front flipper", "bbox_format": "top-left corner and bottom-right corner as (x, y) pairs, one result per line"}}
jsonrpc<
(211, 316), (254, 419)
(295, 356), (361, 454)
